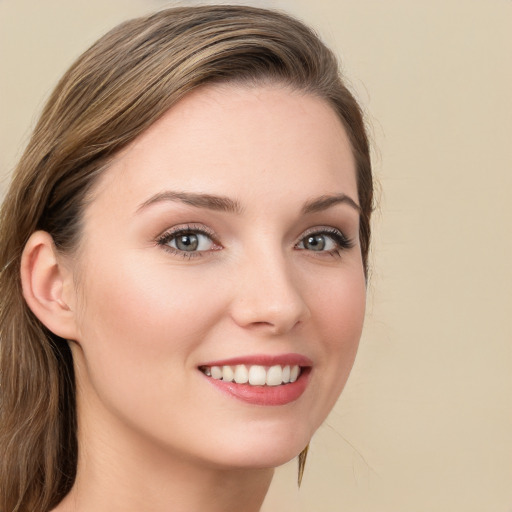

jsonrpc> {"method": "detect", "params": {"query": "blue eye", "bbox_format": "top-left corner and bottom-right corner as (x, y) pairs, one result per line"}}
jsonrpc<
(296, 229), (353, 254)
(157, 227), (218, 256)
(300, 234), (335, 251)
(168, 232), (213, 252)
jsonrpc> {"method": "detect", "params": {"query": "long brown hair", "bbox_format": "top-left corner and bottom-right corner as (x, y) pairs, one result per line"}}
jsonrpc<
(0, 5), (373, 511)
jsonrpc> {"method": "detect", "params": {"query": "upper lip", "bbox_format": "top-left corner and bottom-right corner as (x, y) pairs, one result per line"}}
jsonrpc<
(198, 353), (313, 368)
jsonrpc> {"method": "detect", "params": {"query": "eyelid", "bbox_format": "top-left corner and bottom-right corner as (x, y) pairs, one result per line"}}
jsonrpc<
(296, 226), (354, 251)
(154, 223), (353, 258)
(299, 226), (350, 241)
(157, 223), (217, 239)
(155, 224), (222, 257)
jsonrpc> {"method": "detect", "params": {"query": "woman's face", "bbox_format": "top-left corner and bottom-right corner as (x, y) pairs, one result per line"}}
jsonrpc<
(67, 84), (366, 470)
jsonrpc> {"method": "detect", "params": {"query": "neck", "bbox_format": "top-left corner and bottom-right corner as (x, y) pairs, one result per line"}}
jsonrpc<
(57, 458), (273, 512)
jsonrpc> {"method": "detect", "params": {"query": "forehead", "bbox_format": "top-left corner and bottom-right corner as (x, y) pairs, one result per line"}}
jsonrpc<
(88, 83), (357, 214)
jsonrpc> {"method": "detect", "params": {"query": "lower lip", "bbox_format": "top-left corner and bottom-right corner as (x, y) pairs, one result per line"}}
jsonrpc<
(202, 368), (311, 406)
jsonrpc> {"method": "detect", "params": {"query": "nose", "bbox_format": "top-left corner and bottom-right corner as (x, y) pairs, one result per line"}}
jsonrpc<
(228, 248), (311, 335)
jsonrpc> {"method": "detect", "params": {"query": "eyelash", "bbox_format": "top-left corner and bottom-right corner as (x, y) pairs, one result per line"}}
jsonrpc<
(296, 227), (354, 258)
(156, 225), (220, 259)
(156, 225), (354, 259)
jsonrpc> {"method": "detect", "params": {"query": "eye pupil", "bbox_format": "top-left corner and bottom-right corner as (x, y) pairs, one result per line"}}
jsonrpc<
(304, 235), (326, 251)
(176, 234), (198, 251)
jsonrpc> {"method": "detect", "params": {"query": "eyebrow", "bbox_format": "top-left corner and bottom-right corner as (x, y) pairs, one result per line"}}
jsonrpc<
(302, 194), (361, 214)
(137, 191), (243, 214)
(137, 190), (360, 216)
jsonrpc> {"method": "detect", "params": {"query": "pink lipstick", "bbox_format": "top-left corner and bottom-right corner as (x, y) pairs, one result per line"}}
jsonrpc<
(198, 353), (312, 406)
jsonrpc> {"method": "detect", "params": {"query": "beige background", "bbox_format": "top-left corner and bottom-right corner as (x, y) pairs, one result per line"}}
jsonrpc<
(1, 0), (511, 511)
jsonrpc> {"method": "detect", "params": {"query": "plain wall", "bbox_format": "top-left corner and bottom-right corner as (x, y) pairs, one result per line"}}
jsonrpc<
(1, 1), (511, 511)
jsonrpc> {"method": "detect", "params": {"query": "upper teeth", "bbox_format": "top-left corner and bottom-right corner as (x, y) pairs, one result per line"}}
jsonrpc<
(201, 364), (301, 386)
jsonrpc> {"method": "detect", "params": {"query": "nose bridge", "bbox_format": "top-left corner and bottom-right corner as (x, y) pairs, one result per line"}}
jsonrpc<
(229, 241), (310, 334)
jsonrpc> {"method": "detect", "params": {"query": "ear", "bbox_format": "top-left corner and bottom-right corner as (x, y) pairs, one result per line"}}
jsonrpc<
(20, 230), (79, 341)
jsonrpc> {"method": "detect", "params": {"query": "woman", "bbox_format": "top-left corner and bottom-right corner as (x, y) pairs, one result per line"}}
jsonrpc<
(0, 5), (373, 512)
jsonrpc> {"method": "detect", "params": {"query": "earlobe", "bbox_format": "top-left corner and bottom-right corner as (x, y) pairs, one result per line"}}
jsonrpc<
(20, 230), (79, 340)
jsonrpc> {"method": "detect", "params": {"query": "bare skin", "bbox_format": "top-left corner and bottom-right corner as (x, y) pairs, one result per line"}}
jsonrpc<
(23, 84), (365, 511)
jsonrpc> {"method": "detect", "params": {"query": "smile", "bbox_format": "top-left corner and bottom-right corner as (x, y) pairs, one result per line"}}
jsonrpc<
(199, 364), (301, 386)
(198, 354), (312, 406)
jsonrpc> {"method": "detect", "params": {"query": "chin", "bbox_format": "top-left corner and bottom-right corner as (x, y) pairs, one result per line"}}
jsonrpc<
(196, 421), (313, 471)
(212, 446), (304, 471)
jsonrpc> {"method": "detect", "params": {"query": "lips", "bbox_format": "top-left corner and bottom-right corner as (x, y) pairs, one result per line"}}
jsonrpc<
(198, 354), (312, 406)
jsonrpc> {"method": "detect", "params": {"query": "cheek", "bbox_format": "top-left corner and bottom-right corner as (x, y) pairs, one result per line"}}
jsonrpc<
(72, 256), (232, 442)
(325, 278), (365, 355)
(73, 254), (226, 392)
(306, 265), (366, 413)
(309, 261), (366, 345)
(79, 253), (216, 335)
